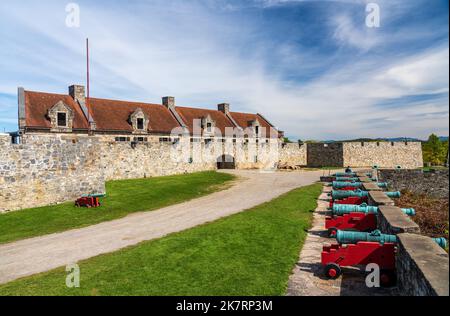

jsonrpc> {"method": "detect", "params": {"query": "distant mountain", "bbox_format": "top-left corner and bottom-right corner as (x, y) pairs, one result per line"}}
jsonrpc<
(323, 137), (423, 143)
(307, 136), (448, 143)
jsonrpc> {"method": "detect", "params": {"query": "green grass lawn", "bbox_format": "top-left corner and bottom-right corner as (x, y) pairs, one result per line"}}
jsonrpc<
(0, 183), (322, 296)
(0, 171), (235, 245)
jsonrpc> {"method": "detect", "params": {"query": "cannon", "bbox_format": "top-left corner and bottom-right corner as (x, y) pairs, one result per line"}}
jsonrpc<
(332, 203), (415, 216)
(322, 230), (448, 284)
(326, 206), (415, 237)
(329, 189), (401, 200)
(331, 181), (388, 189)
(335, 230), (447, 249)
(75, 193), (106, 208)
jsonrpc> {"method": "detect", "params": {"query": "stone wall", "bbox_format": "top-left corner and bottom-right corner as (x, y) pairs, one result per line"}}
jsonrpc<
(0, 134), (105, 212)
(396, 234), (449, 296)
(307, 143), (344, 167)
(378, 169), (449, 199)
(0, 134), (289, 212)
(359, 172), (449, 296)
(343, 142), (423, 169)
(278, 143), (307, 167)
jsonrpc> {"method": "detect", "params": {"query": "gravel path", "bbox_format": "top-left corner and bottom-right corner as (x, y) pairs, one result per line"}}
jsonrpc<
(0, 170), (323, 285)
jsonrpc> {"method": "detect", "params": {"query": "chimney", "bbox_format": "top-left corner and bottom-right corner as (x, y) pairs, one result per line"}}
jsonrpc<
(69, 85), (86, 104)
(218, 103), (230, 115)
(18, 87), (26, 131)
(162, 96), (175, 110)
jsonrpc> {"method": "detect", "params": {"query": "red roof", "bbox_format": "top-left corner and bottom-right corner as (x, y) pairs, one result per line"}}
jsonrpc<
(22, 90), (278, 137)
(88, 98), (179, 134)
(24, 91), (89, 130)
(229, 112), (277, 137)
(175, 106), (237, 136)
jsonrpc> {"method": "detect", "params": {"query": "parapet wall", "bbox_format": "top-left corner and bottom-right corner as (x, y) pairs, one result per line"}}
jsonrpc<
(360, 172), (449, 296)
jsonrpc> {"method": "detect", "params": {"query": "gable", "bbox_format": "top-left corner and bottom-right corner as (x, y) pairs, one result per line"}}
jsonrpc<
(24, 91), (89, 130)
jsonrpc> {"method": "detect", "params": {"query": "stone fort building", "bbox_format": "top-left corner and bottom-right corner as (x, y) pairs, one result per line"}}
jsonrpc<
(0, 84), (423, 212)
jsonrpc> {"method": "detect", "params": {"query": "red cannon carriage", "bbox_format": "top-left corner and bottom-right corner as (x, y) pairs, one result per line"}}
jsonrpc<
(75, 194), (105, 208)
(325, 213), (377, 237)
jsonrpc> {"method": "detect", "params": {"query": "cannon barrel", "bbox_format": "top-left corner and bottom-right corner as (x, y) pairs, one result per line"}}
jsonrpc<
(332, 181), (388, 189)
(332, 203), (415, 216)
(330, 189), (369, 200)
(336, 230), (397, 244)
(333, 172), (357, 177)
(335, 177), (377, 182)
(332, 181), (362, 188)
(432, 237), (448, 249)
(81, 193), (106, 198)
(335, 230), (447, 249)
(330, 190), (401, 200)
(385, 191), (401, 198)
(335, 177), (359, 182)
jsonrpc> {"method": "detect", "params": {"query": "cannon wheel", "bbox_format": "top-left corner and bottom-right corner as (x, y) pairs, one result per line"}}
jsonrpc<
(327, 227), (338, 238)
(324, 263), (342, 279)
(380, 269), (396, 287)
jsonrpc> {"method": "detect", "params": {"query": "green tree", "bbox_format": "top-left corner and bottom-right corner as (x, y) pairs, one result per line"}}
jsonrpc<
(423, 134), (447, 165)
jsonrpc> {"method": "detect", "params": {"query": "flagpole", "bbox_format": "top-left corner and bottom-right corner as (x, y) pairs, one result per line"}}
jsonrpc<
(86, 38), (90, 131)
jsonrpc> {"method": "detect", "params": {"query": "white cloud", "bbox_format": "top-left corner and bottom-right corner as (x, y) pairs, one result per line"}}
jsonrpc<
(0, 0), (448, 139)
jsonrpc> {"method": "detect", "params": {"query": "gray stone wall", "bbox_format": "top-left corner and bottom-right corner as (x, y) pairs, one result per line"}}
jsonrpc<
(305, 141), (423, 169)
(396, 234), (449, 296)
(0, 134), (288, 212)
(378, 169), (449, 199)
(361, 173), (449, 296)
(278, 143), (307, 168)
(0, 135), (105, 212)
(343, 142), (423, 169)
(307, 143), (344, 167)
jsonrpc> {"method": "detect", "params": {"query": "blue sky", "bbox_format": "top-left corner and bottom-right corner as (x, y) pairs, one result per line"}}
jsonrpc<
(0, 0), (448, 140)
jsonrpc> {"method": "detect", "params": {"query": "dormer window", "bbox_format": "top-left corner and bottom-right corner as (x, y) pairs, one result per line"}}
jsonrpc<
(248, 119), (261, 138)
(137, 118), (144, 130)
(201, 115), (215, 135)
(48, 101), (74, 132)
(129, 108), (149, 134)
(57, 112), (67, 127)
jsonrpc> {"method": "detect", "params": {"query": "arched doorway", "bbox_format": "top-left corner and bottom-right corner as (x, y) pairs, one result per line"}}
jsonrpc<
(217, 154), (235, 169)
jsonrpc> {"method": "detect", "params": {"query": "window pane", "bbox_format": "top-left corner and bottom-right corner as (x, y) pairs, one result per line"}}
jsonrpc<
(137, 118), (144, 130)
(57, 113), (67, 127)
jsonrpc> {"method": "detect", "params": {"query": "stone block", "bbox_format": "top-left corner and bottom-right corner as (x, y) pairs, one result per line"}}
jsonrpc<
(397, 233), (449, 296)
(358, 176), (372, 183)
(377, 206), (420, 234)
(363, 182), (382, 191)
(368, 191), (395, 206)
